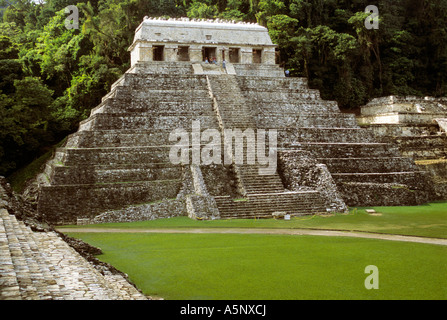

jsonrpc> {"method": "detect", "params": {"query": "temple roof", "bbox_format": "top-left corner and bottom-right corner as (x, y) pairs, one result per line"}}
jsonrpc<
(132, 17), (274, 47)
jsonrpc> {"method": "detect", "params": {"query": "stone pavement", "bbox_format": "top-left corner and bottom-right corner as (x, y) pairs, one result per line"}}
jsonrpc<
(0, 208), (148, 300)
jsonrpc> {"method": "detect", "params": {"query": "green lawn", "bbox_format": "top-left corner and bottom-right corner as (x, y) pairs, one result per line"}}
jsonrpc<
(67, 232), (447, 300)
(61, 201), (447, 239)
(63, 202), (447, 300)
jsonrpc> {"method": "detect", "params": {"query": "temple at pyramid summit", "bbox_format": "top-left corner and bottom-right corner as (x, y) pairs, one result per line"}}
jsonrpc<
(36, 17), (434, 225)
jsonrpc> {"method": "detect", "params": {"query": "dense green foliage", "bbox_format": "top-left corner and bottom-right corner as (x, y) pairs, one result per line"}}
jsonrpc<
(1, 0), (446, 177)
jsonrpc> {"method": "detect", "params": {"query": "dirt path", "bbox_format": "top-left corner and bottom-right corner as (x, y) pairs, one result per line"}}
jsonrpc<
(57, 227), (447, 246)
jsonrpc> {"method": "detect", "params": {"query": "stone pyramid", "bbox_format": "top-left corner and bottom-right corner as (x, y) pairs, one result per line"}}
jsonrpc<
(35, 61), (433, 224)
(35, 19), (431, 224)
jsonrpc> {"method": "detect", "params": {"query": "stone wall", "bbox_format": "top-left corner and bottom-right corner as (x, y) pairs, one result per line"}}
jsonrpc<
(200, 164), (240, 197)
(337, 182), (428, 207)
(277, 150), (348, 213)
(38, 180), (182, 225)
(89, 199), (187, 224)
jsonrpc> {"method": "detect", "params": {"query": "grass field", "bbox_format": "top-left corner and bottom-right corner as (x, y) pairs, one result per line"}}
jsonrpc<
(62, 201), (447, 239)
(63, 202), (447, 300)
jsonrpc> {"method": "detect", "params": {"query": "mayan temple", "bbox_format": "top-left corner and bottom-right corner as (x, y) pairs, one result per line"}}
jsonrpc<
(36, 17), (432, 225)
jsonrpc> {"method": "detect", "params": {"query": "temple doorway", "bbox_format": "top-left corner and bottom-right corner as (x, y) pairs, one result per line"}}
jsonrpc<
(178, 46), (190, 61)
(153, 45), (164, 61)
(253, 49), (262, 63)
(202, 47), (217, 62)
(229, 48), (240, 63)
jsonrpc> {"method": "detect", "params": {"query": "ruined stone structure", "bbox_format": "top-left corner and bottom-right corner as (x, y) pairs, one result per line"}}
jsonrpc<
(0, 178), (147, 300)
(358, 96), (447, 199)
(36, 18), (431, 225)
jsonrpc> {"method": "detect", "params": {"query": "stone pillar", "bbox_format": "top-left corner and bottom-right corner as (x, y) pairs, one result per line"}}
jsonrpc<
(240, 47), (252, 64)
(262, 47), (276, 65)
(130, 42), (152, 67)
(220, 46), (228, 62)
(189, 45), (203, 62)
(164, 44), (178, 62)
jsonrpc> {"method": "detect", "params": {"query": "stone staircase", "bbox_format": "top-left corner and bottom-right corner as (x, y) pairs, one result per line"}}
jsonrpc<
(207, 74), (256, 129)
(206, 74), (328, 217)
(0, 208), (147, 300)
(237, 164), (284, 194)
(214, 191), (326, 219)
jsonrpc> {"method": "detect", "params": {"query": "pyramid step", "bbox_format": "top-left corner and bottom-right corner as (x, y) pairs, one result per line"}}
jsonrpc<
(93, 94), (213, 116)
(274, 128), (376, 144)
(47, 162), (182, 185)
(67, 129), (235, 148)
(317, 157), (417, 173)
(251, 101), (340, 114)
(257, 113), (360, 129)
(331, 171), (428, 186)
(79, 113), (218, 131)
(38, 180), (182, 225)
(108, 73), (210, 92)
(337, 182), (426, 207)
(297, 142), (401, 158)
